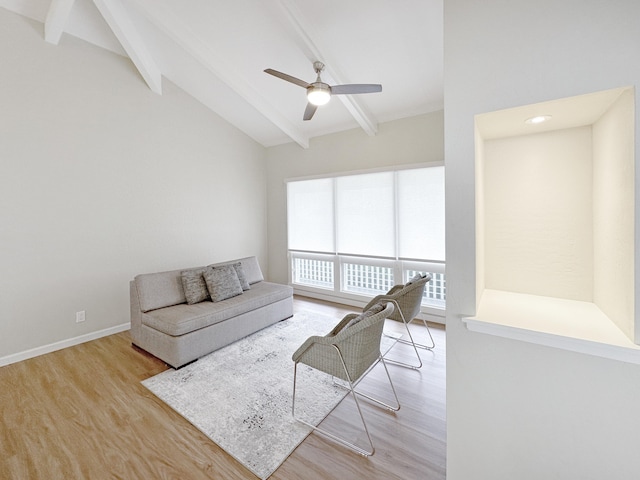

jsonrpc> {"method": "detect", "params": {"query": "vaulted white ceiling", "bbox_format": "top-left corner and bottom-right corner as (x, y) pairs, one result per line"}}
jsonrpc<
(2, 0), (443, 148)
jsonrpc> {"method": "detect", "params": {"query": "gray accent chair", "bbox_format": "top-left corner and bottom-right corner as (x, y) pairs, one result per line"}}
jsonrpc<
(291, 302), (400, 456)
(363, 273), (434, 369)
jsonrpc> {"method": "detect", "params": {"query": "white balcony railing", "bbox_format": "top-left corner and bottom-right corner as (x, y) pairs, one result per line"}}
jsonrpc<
(292, 257), (334, 289)
(291, 253), (446, 310)
(343, 263), (394, 296)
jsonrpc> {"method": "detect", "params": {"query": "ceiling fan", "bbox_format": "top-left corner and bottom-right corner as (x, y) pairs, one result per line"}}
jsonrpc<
(264, 61), (382, 121)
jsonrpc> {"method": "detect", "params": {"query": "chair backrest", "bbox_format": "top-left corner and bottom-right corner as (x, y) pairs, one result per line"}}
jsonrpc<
(387, 274), (432, 323)
(294, 302), (395, 382)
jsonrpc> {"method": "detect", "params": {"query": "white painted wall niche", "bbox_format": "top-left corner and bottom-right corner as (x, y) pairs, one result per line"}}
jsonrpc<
(466, 86), (639, 362)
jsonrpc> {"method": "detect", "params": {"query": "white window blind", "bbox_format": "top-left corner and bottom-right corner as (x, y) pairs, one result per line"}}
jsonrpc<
(287, 166), (445, 263)
(287, 178), (334, 252)
(398, 166), (445, 261)
(336, 172), (395, 257)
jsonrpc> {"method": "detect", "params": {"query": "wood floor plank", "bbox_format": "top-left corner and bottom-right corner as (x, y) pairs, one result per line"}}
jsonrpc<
(0, 296), (445, 479)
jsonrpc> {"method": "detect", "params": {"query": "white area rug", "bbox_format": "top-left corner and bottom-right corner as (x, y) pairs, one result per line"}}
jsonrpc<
(142, 311), (367, 479)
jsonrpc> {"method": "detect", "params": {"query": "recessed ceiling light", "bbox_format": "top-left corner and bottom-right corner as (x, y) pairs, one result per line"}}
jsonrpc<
(525, 115), (552, 125)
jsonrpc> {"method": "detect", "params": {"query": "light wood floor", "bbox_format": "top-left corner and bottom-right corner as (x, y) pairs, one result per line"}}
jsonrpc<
(0, 296), (446, 479)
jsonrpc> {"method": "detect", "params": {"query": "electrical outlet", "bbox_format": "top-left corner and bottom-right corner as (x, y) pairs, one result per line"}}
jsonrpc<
(76, 311), (86, 323)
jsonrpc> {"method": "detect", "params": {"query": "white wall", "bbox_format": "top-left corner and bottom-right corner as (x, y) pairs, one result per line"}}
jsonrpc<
(483, 127), (594, 301)
(0, 10), (267, 363)
(445, 1), (640, 479)
(593, 89), (635, 340)
(265, 111), (444, 285)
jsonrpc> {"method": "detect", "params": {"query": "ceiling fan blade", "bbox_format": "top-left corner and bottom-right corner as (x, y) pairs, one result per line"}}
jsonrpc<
(331, 84), (382, 95)
(303, 103), (318, 121)
(264, 69), (310, 88)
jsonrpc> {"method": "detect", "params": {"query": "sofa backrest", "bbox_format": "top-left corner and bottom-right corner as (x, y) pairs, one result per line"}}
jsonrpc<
(211, 256), (264, 284)
(134, 256), (264, 313)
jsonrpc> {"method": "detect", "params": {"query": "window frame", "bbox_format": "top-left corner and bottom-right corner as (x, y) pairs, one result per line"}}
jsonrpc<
(286, 163), (446, 317)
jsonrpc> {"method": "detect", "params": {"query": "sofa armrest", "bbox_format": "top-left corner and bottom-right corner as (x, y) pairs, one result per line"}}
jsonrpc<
(129, 280), (144, 341)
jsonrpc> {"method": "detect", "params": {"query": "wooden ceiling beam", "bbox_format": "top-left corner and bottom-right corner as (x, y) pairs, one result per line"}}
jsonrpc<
(128, 0), (309, 148)
(44, 0), (76, 45)
(92, 0), (162, 95)
(277, 0), (379, 137)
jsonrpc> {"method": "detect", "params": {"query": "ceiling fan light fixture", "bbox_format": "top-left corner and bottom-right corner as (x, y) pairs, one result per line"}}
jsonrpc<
(307, 84), (331, 106)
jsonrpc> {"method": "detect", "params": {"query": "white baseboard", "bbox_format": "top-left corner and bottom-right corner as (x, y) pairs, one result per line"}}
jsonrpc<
(0, 323), (131, 368)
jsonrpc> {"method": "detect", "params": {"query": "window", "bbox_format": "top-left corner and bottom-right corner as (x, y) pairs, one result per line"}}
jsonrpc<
(397, 168), (445, 261)
(336, 172), (395, 257)
(287, 178), (334, 253)
(287, 166), (446, 312)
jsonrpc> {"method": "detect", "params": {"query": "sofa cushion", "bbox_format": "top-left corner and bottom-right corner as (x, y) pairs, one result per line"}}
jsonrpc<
(203, 265), (243, 302)
(345, 302), (386, 329)
(181, 268), (209, 304)
(140, 281), (293, 336)
(229, 262), (250, 291)
(406, 273), (425, 285)
(211, 256), (264, 285)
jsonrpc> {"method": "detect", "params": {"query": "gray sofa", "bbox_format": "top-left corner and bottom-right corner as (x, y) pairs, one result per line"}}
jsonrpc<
(130, 256), (293, 368)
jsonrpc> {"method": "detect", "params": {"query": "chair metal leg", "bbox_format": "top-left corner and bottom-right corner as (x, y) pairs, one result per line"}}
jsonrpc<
(396, 317), (436, 350)
(331, 355), (401, 413)
(292, 346), (400, 456)
(382, 300), (424, 369)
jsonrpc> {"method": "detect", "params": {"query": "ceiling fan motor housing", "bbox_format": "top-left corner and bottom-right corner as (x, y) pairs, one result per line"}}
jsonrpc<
(313, 61), (325, 74)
